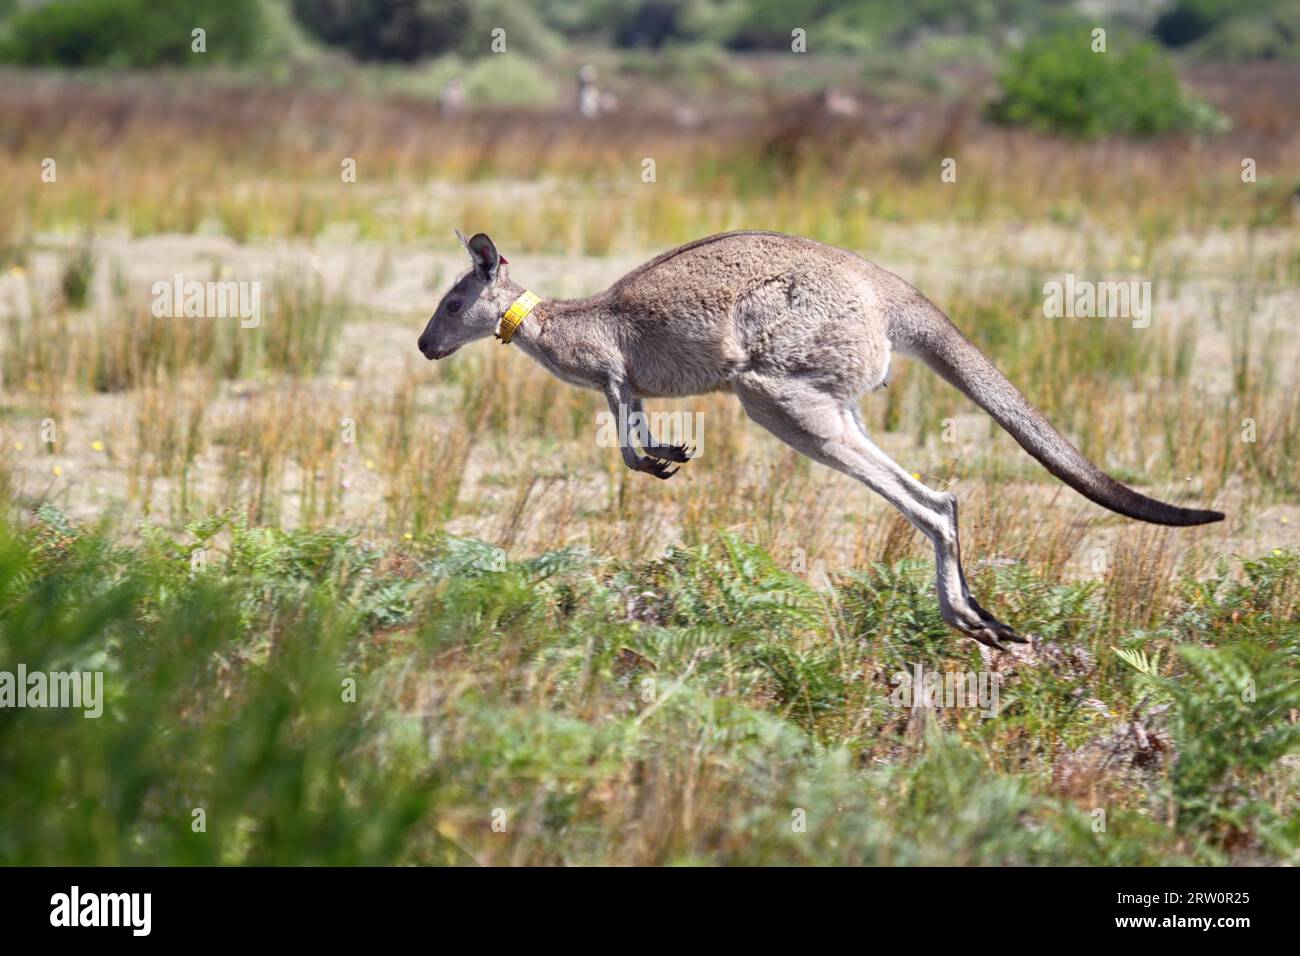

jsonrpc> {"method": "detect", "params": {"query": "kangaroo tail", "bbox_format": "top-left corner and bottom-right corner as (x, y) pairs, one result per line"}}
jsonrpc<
(891, 300), (1223, 527)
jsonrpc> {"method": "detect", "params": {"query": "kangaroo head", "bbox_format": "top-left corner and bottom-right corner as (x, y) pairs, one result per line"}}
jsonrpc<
(419, 230), (518, 360)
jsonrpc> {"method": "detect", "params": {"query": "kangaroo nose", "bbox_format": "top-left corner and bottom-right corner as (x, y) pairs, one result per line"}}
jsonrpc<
(418, 335), (428, 354)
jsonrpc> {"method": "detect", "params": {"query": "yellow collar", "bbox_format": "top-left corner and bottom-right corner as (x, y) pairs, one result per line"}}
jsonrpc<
(496, 290), (540, 344)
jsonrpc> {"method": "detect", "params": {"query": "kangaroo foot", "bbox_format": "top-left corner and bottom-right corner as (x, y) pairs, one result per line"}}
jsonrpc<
(638, 456), (681, 479)
(969, 595), (1026, 644)
(645, 443), (695, 464)
(945, 598), (1027, 651)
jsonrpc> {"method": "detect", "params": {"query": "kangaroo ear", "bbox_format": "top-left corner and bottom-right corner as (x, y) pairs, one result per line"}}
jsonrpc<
(453, 228), (470, 250)
(466, 232), (501, 282)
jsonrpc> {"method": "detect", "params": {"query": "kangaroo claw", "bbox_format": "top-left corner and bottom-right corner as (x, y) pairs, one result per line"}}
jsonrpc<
(948, 595), (1027, 651)
(647, 443), (694, 463)
(970, 600), (1028, 645)
(640, 457), (680, 479)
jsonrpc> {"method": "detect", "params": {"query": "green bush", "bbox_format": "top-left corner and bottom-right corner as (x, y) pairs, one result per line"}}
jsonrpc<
(460, 54), (557, 105)
(988, 33), (1225, 138)
(291, 0), (561, 62)
(0, 0), (266, 68)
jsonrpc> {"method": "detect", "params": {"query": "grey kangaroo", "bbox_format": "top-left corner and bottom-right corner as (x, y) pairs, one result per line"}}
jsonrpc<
(419, 230), (1223, 649)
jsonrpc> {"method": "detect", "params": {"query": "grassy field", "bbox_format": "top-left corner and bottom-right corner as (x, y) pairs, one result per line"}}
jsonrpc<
(1, 69), (1298, 865)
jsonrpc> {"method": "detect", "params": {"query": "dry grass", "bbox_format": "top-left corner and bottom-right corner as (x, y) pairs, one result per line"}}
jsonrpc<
(3, 67), (1300, 254)
(3, 223), (1296, 570)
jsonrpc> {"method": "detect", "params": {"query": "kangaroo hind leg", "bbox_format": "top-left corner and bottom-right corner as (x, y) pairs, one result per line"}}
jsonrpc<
(733, 374), (1025, 649)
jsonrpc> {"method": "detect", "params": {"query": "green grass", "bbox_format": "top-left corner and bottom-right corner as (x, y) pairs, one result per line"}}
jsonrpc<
(1, 509), (1295, 865)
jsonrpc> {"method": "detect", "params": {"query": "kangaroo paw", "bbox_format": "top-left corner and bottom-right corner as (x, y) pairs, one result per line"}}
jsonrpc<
(645, 443), (695, 464)
(945, 600), (1026, 651)
(971, 627), (1011, 651)
(639, 456), (680, 480)
(967, 597), (1028, 645)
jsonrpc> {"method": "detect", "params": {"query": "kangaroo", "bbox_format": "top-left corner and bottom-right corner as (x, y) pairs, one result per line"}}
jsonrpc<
(418, 230), (1223, 649)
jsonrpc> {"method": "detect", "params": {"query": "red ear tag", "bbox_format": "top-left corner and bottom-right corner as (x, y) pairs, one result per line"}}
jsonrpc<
(498, 253), (509, 264)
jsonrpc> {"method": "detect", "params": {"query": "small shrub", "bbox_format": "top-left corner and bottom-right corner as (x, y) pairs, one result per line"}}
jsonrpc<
(59, 243), (94, 310)
(1165, 644), (1300, 834)
(988, 33), (1226, 138)
(460, 54), (557, 107)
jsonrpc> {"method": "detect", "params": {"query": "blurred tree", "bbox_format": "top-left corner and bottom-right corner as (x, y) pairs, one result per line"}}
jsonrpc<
(1154, 0), (1276, 47)
(1155, 0), (1300, 61)
(0, 0), (266, 67)
(291, 0), (471, 61)
(1191, 7), (1300, 61)
(291, 0), (561, 61)
(676, 0), (1077, 52)
(615, 0), (682, 48)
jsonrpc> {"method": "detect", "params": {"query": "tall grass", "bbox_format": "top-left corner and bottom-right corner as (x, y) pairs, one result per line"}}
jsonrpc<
(3, 269), (348, 394)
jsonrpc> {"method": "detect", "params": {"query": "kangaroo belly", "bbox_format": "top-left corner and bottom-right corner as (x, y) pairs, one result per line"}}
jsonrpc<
(626, 346), (742, 397)
(622, 315), (746, 398)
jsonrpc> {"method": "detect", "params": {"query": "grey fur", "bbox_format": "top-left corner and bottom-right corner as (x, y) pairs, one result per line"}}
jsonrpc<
(419, 230), (1223, 649)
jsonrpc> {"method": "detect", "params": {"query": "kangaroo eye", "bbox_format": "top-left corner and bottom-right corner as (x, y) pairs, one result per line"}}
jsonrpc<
(446, 300), (462, 315)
